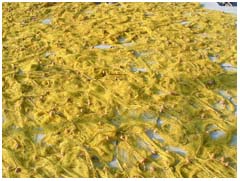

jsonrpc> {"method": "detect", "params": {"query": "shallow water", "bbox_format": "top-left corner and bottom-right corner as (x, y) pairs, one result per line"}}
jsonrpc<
(109, 157), (119, 168)
(221, 63), (237, 72)
(230, 134), (237, 146)
(42, 18), (51, 25)
(146, 129), (164, 142)
(166, 146), (187, 156)
(131, 67), (147, 73)
(210, 130), (225, 140)
(36, 134), (45, 143)
(94, 44), (112, 49)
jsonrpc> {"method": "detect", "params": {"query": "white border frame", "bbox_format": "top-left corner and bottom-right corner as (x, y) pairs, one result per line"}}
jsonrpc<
(0, 0), (238, 180)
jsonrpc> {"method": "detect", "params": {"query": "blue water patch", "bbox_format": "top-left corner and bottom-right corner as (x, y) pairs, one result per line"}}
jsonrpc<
(218, 90), (232, 100)
(210, 130), (225, 140)
(42, 18), (51, 25)
(230, 134), (237, 146)
(109, 157), (119, 168)
(180, 21), (189, 25)
(36, 134), (45, 143)
(230, 97), (237, 106)
(94, 44), (112, 49)
(209, 56), (217, 62)
(167, 146), (187, 156)
(45, 51), (55, 57)
(221, 63), (232, 67)
(146, 130), (164, 142)
(157, 118), (164, 127)
(132, 51), (141, 58)
(221, 63), (237, 72)
(131, 67), (147, 73)
(118, 36), (126, 43)
(151, 153), (160, 159)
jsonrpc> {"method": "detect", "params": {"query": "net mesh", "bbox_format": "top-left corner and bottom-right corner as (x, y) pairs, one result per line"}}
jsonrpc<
(2, 2), (237, 178)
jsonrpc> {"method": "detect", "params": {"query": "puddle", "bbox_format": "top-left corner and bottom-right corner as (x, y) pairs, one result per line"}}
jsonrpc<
(118, 37), (134, 46)
(222, 66), (237, 72)
(146, 130), (164, 142)
(180, 21), (189, 25)
(36, 134), (45, 143)
(218, 90), (232, 100)
(230, 134), (237, 146)
(132, 51), (141, 58)
(45, 51), (55, 57)
(218, 90), (237, 114)
(221, 63), (233, 67)
(94, 44), (112, 49)
(230, 97), (237, 106)
(151, 153), (160, 159)
(207, 126), (227, 140)
(42, 18), (51, 25)
(210, 130), (225, 140)
(221, 63), (237, 72)
(157, 118), (164, 127)
(109, 157), (120, 168)
(209, 56), (217, 62)
(131, 67), (147, 73)
(166, 146), (187, 156)
(118, 36), (126, 43)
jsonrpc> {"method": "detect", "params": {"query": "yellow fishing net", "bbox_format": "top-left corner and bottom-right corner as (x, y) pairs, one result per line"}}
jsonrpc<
(2, 2), (237, 178)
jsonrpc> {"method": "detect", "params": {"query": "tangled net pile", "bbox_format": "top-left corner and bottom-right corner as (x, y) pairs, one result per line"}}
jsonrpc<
(2, 2), (237, 178)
